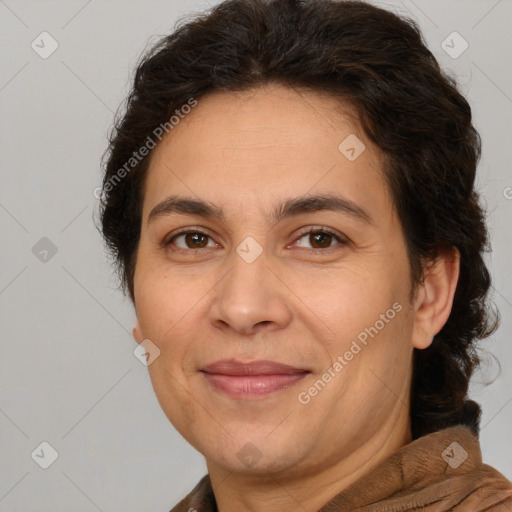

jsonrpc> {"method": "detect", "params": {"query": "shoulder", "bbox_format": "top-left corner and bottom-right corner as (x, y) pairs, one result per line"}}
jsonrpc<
(168, 474), (215, 512)
(464, 463), (512, 511)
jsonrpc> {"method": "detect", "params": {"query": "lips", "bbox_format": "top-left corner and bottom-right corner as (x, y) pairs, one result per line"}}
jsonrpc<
(200, 359), (310, 399)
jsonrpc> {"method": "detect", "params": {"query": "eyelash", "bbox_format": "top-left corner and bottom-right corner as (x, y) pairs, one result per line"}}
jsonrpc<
(163, 227), (348, 253)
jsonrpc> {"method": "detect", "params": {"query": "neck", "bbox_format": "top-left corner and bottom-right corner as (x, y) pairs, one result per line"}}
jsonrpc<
(207, 402), (413, 512)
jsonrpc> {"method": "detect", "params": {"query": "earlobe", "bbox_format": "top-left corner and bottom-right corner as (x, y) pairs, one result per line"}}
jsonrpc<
(132, 321), (143, 344)
(411, 248), (460, 350)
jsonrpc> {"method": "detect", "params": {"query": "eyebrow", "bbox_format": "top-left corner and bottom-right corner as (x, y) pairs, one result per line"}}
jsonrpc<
(147, 193), (374, 226)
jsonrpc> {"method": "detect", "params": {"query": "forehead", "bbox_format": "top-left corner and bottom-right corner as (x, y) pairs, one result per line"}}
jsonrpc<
(142, 83), (393, 224)
(159, 84), (364, 153)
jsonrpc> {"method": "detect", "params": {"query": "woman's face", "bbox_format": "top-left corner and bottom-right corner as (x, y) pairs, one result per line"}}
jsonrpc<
(132, 83), (421, 477)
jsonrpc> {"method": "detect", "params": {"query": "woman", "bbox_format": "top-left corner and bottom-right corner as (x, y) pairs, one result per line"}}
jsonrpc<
(98, 0), (512, 509)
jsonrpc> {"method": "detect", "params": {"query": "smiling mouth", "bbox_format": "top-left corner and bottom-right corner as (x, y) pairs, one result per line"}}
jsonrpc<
(200, 359), (310, 399)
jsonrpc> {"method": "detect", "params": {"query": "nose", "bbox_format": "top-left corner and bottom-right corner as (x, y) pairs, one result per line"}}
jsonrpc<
(209, 247), (293, 336)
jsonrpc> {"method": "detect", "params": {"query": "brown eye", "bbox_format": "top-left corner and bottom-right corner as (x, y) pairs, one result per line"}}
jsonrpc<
(184, 232), (209, 248)
(309, 232), (333, 249)
(167, 231), (215, 250)
(294, 229), (347, 250)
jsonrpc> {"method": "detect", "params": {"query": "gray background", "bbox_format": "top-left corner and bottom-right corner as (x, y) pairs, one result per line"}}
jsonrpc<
(1, 0), (511, 511)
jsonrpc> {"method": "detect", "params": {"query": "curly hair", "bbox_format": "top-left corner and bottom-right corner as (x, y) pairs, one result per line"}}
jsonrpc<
(98, 0), (498, 439)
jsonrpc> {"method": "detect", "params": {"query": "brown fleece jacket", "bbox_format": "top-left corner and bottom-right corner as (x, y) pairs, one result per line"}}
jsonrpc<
(169, 425), (512, 511)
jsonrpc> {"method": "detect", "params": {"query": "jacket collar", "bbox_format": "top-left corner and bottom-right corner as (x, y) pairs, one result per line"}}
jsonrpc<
(170, 425), (512, 511)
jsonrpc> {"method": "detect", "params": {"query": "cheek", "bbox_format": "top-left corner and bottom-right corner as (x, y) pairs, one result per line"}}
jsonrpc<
(301, 300), (413, 422)
(288, 264), (402, 350)
(134, 259), (214, 377)
(147, 361), (204, 445)
(135, 269), (206, 429)
(133, 260), (207, 342)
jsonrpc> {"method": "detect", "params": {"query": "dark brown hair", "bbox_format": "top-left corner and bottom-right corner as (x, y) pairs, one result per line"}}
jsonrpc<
(98, 0), (498, 439)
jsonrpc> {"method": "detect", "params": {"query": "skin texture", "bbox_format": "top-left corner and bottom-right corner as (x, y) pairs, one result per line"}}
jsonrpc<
(132, 83), (460, 512)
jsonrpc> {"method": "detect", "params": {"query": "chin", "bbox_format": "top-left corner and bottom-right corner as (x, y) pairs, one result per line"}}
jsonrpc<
(201, 432), (309, 476)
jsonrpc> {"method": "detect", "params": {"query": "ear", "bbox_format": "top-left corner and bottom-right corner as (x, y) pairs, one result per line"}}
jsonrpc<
(132, 321), (144, 345)
(411, 247), (460, 350)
